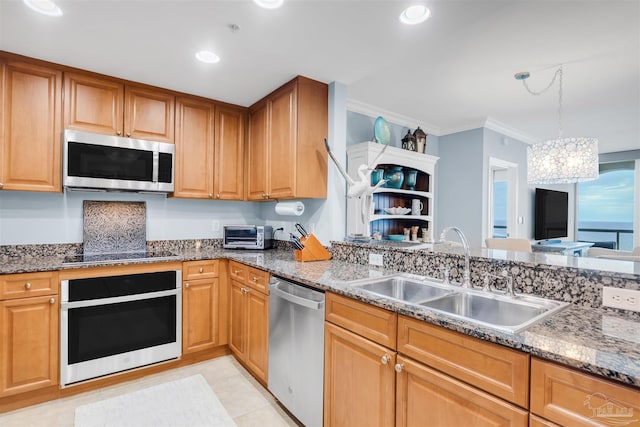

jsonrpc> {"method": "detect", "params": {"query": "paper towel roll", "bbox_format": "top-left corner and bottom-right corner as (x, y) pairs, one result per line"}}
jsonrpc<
(275, 201), (305, 216)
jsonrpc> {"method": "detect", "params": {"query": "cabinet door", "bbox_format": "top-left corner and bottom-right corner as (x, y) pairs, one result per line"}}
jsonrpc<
(324, 322), (396, 427)
(228, 280), (247, 357)
(124, 84), (175, 142)
(0, 295), (59, 397)
(1, 60), (62, 192)
(395, 355), (528, 427)
(173, 96), (214, 198)
(214, 105), (245, 200)
(182, 278), (219, 354)
(267, 83), (296, 199)
(64, 71), (124, 135)
(246, 100), (269, 200)
(245, 288), (269, 384)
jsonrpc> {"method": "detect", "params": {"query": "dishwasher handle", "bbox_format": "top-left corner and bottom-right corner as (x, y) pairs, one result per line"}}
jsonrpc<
(269, 280), (324, 310)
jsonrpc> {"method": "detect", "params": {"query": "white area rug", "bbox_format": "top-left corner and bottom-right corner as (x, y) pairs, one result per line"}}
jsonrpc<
(74, 374), (237, 427)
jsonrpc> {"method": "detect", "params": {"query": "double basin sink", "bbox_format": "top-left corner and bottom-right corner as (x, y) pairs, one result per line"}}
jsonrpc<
(347, 274), (568, 333)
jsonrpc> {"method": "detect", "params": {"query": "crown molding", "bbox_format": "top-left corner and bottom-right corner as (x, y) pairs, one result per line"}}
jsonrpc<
(346, 98), (442, 136)
(346, 99), (540, 144)
(439, 117), (540, 145)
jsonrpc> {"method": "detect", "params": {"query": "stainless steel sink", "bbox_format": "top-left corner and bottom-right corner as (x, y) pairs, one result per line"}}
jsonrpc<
(419, 291), (569, 333)
(349, 275), (453, 304)
(346, 274), (568, 333)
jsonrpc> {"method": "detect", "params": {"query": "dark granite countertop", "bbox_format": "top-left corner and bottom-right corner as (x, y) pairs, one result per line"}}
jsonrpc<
(1, 248), (639, 388)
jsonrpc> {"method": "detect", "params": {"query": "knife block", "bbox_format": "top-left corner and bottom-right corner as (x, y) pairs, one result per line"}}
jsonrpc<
(294, 234), (332, 262)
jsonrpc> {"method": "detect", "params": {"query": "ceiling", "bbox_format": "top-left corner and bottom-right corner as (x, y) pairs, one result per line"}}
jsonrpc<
(1, 0), (638, 154)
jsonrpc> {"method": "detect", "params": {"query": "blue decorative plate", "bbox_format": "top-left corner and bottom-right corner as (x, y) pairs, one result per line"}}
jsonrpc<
(373, 116), (390, 145)
(388, 234), (406, 241)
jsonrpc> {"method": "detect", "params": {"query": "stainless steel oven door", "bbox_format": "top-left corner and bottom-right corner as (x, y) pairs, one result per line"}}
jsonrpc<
(60, 283), (182, 387)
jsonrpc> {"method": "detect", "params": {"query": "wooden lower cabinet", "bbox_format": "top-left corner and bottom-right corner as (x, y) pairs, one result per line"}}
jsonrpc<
(228, 279), (269, 384)
(530, 357), (640, 426)
(182, 277), (220, 354)
(0, 295), (59, 397)
(324, 322), (396, 427)
(396, 355), (528, 427)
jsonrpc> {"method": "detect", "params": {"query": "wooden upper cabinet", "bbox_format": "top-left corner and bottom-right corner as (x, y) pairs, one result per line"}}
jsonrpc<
(173, 96), (215, 198)
(247, 76), (328, 200)
(247, 99), (269, 200)
(214, 105), (245, 200)
(64, 71), (124, 136)
(0, 59), (62, 192)
(124, 84), (174, 142)
(267, 83), (296, 199)
(64, 71), (174, 142)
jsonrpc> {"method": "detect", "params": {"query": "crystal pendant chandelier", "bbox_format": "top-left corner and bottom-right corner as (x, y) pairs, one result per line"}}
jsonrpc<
(516, 66), (599, 184)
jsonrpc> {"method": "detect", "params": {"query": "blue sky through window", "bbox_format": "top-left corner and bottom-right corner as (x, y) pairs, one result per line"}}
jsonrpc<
(578, 170), (634, 226)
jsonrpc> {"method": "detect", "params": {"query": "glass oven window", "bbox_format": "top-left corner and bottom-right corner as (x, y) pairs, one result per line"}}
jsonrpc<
(67, 295), (177, 364)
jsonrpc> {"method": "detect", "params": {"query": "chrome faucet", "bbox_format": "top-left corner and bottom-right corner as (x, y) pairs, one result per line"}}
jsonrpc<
(439, 226), (471, 288)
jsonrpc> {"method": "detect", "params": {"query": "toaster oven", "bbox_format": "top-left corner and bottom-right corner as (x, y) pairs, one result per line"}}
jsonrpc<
(224, 225), (273, 250)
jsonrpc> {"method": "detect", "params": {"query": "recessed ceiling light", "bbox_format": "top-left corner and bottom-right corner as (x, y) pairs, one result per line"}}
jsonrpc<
(399, 5), (430, 25)
(23, 0), (63, 17)
(195, 50), (220, 64)
(253, 0), (284, 9)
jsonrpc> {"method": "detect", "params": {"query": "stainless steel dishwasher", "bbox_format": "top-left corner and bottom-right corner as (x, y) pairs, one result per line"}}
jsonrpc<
(268, 276), (325, 427)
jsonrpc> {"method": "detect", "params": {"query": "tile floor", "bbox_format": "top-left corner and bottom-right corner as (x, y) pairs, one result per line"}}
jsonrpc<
(0, 356), (299, 427)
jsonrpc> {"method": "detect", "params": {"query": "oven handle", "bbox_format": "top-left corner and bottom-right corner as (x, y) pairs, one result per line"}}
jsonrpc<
(61, 288), (180, 309)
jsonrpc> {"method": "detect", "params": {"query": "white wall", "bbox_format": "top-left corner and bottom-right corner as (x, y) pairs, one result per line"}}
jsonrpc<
(0, 190), (261, 245)
(436, 129), (484, 247)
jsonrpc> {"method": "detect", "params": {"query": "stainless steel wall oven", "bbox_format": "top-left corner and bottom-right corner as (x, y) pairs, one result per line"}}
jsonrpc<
(60, 269), (182, 386)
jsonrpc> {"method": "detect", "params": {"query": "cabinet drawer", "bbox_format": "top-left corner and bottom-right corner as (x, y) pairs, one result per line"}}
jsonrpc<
(246, 267), (269, 294)
(229, 261), (247, 283)
(183, 260), (219, 280)
(325, 293), (397, 349)
(529, 414), (560, 427)
(530, 357), (640, 426)
(397, 315), (529, 408)
(396, 355), (528, 427)
(0, 271), (59, 300)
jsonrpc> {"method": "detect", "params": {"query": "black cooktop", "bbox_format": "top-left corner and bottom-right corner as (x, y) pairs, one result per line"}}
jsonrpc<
(62, 250), (180, 265)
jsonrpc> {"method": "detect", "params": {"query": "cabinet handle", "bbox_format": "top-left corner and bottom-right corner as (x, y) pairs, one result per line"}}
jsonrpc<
(394, 363), (404, 373)
(216, 194), (220, 199)
(209, 193), (213, 198)
(116, 131), (121, 136)
(185, 283), (190, 288)
(252, 276), (258, 282)
(241, 287), (250, 294)
(381, 354), (391, 365)
(199, 267), (204, 273)
(234, 270), (240, 274)
(24, 282), (32, 290)
(49, 298), (55, 304)
(126, 133), (131, 137)
(0, 182), (4, 188)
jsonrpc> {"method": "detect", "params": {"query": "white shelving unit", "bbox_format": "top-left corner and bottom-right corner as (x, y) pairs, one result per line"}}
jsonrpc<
(346, 141), (439, 241)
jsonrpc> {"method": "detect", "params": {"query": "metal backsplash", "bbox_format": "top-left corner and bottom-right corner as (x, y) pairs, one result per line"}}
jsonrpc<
(83, 201), (146, 254)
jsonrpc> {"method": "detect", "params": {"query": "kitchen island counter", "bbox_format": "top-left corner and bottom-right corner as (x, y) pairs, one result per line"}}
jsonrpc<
(1, 247), (639, 388)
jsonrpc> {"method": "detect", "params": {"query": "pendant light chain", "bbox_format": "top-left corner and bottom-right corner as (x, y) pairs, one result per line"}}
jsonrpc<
(521, 66), (564, 139)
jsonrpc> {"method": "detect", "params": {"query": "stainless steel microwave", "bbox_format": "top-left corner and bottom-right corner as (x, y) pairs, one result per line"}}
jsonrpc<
(224, 225), (273, 250)
(63, 129), (174, 193)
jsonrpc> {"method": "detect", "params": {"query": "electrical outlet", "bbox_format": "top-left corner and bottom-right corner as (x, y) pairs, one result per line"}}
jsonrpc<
(369, 253), (383, 266)
(211, 220), (220, 232)
(602, 287), (640, 312)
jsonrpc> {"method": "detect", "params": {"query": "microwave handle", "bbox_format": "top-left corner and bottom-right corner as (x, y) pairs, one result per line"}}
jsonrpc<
(152, 150), (159, 183)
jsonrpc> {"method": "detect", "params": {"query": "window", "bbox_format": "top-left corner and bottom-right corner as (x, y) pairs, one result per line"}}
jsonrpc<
(493, 180), (507, 237)
(577, 161), (635, 250)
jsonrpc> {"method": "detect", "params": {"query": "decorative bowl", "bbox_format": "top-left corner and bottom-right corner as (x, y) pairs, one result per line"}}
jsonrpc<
(384, 207), (411, 215)
(387, 235), (406, 242)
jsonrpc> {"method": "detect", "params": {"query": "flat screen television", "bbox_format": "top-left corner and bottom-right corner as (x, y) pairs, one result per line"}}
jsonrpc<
(534, 188), (569, 240)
